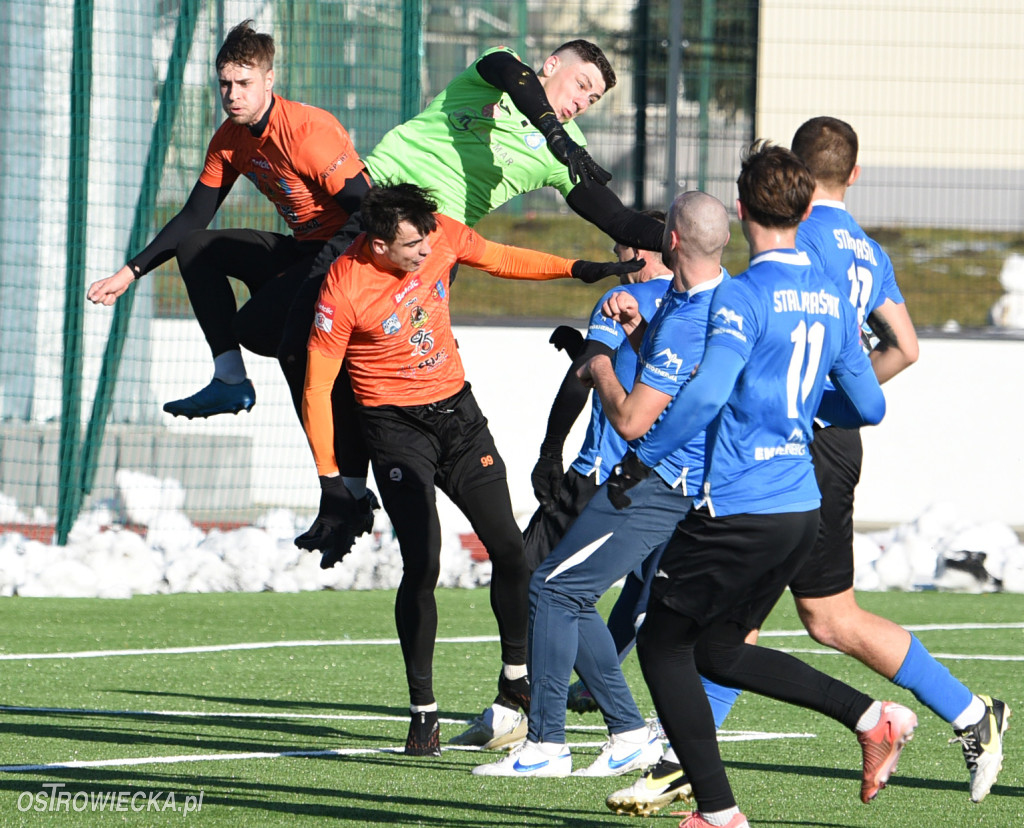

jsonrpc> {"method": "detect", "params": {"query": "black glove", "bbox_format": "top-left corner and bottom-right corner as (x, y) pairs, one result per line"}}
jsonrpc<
(295, 475), (354, 566)
(537, 115), (612, 187)
(605, 452), (652, 510)
(549, 325), (585, 360)
(531, 452), (564, 513)
(571, 258), (646, 284)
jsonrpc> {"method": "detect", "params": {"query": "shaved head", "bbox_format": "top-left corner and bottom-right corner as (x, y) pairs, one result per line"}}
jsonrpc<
(665, 190), (731, 262)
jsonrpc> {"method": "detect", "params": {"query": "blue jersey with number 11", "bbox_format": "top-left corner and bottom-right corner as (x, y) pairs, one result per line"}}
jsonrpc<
(698, 249), (868, 516)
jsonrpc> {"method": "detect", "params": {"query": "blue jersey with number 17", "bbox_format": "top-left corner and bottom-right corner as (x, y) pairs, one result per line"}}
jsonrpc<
(797, 200), (904, 329)
(571, 275), (672, 483)
(798, 200), (905, 423)
(698, 249), (869, 516)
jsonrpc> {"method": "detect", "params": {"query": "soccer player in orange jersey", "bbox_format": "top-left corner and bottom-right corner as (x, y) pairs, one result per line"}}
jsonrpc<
(302, 183), (642, 756)
(86, 20), (370, 420)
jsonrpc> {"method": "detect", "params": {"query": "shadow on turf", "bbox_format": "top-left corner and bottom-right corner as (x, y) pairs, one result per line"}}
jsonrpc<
(726, 758), (1023, 802)
(114, 687), (405, 717)
(0, 706), (390, 755)
(118, 687), (493, 723)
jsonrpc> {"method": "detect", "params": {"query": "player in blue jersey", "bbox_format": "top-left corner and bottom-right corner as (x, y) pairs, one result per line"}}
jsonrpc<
(611, 143), (911, 828)
(450, 215), (671, 750)
(791, 118), (1007, 804)
(683, 117), (1009, 807)
(472, 191), (732, 779)
(523, 211), (672, 573)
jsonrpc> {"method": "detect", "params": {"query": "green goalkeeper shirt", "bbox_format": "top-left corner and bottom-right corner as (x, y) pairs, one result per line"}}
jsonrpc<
(365, 47), (586, 227)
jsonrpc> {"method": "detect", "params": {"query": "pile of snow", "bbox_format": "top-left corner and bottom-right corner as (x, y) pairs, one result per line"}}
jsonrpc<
(855, 500), (1024, 593)
(0, 474), (1021, 599)
(990, 253), (1024, 328)
(0, 472), (490, 599)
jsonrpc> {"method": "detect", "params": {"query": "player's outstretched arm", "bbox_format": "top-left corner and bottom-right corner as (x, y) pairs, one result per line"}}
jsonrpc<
(476, 50), (610, 187)
(86, 265), (136, 306)
(461, 231), (643, 283)
(566, 184), (664, 252)
(86, 181), (225, 306)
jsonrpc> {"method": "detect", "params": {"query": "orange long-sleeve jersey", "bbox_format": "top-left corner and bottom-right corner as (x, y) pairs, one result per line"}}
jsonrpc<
(200, 96), (367, 241)
(302, 213), (576, 475)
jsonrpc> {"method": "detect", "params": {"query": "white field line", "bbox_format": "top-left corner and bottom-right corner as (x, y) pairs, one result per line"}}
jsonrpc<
(1, 623), (1021, 662)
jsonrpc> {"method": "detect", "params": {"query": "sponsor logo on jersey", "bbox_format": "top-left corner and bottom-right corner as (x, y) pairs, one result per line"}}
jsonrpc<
(448, 108), (476, 132)
(588, 321), (618, 337)
(394, 277), (421, 305)
(294, 217), (322, 234)
(416, 347), (448, 371)
(755, 427), (808, 460)
(525, 132), (545, 150)
(250, 157), (271, 170)
(320, 150), (351, 181)
(713, 306), (744, 331)
(482, 100), (511, 119)
(382, 313), (401, 335)
(409, 328), (434, 355)
(314, 300), (335, 333)
(274, 177), (292, 195)
(410, 306), (429, 329)
(655, 347), (683, 375)
(755, 442), (807, 461)
(432, 280), (446, 300)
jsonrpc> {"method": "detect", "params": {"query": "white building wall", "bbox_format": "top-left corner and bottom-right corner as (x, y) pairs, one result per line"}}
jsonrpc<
(757, 0), (1024, 228)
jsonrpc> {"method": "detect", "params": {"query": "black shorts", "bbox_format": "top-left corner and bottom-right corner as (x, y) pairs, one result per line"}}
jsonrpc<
(521, 467), (600, 572)
(357, 382), (507, 501)
(788, 425), (863, 599)
(651, 506), (820, 632)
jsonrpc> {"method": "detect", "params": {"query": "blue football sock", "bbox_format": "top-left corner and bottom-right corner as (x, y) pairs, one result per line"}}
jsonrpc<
(701, 676), (743, 729)
(892, 634), (973, 723)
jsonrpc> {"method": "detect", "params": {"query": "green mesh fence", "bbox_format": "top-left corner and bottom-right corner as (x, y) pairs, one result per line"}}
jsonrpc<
(0, 0), (1021, 537)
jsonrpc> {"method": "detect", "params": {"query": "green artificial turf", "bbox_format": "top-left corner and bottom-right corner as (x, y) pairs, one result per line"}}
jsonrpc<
(0, 589), (1020, 825)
